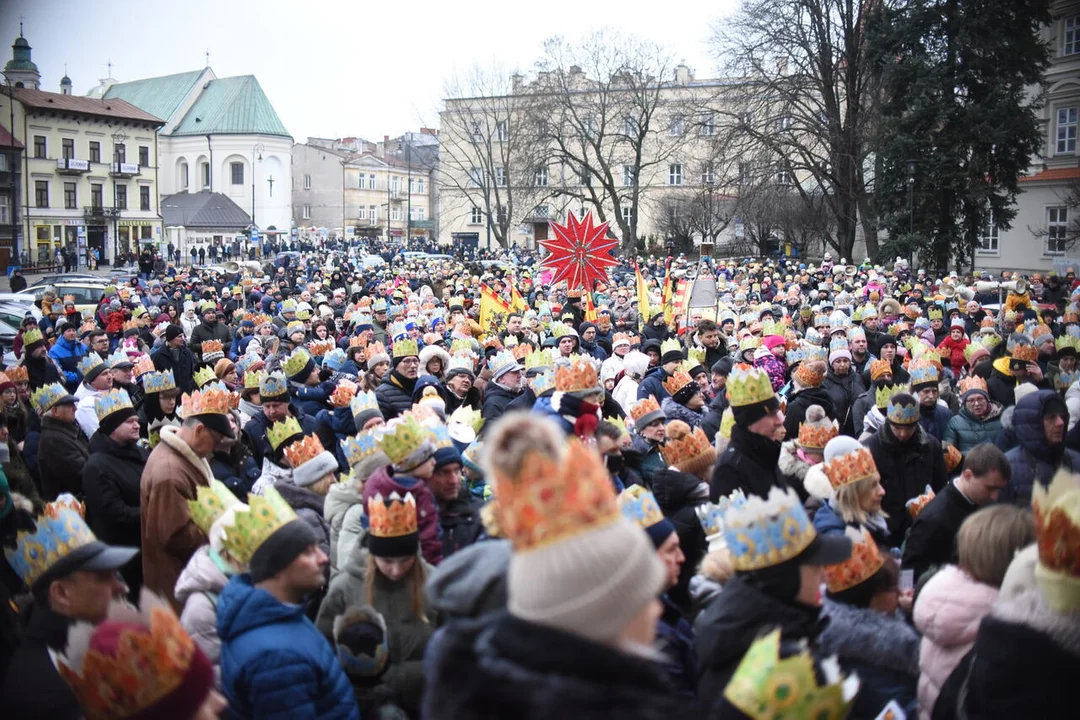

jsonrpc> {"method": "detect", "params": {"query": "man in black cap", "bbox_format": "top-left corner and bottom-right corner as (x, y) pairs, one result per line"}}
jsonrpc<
(152, 324), (196, 395)
(37, 382), (90, 500)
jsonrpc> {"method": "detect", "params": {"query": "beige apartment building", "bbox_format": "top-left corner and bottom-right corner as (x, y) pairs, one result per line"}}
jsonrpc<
(344, 152), (432, 243)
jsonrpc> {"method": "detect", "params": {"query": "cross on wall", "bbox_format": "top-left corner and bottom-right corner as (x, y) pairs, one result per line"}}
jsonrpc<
(267, 176), (274, 197)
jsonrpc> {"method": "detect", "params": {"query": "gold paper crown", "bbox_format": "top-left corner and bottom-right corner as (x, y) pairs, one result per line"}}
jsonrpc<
(687, 346), (707, 367)
(821, 446), (878, 489)
(221, 487), (298, 565)
(392, 338), (419, 358)
(617, 484), (667, 530)
(1012, 344), (1039, 363)
(267, 417), (303, 451)
(201, 339), (224, 356)
(604, 415), (628, 437)
(308, 339), (335, 358)
(376, 414), (429, 465)
(448, 405), (484, 433)
(869, 359), (893, 381)
(630, 395), (662, 424)
(283, 348), (314, 378)
(555, 357), (600, 393)
(243, 370), (264, 391)
(57, 593), (200, 720)
(663, 369), (695, 397)
(283, 434), (327, 469)
(132, 354), (155, 379)
(875, 383), (904, 409)
(660, 338), (682, 357)
(493, 439), (619, 551)
(724, 629), (857, 720)
(1033, 469), (1080, 612)
(22, 326), (44, 347)
(367, 491), (419, 538)
(5, 365), (27, 383)
(660, 423), (714, 470)
(123, 319), (140, 332)
(797, 418), (839, 451)
(187, 479), (241, 534)
(180, 387), (230, 418)
(726, 364), (775, 407)
(192, 366), (216, 388)
(825, 526), (886, 593)
(525, 348), (554, 370)
(329, 379), (358, 408)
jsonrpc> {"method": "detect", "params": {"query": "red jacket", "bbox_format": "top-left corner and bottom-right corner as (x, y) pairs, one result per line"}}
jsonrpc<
(937, 335), (970, 372)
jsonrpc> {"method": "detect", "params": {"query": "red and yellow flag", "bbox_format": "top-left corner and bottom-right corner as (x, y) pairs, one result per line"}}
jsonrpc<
(584, 289), (598, 322)
(509, 279), (529, 314)
(479, 282), (511, 332)
(635, 261), (651, 324)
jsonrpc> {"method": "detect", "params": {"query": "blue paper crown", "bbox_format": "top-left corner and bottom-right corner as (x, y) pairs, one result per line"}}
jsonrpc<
(428, 424), (454, 450)
(94, 389), (134, 422)
(350, 391), (379, 419)
(31, 383), (71, 414)
(106, 350), (133, 369)
(487, 349), (520, 376)
(372, 298), (388, 312)
(323, 348), (347, 367)
(886, 396), (920, 425)
(4, 501), (98, 586)
(236, 354), (261, 374)
(141, 370), (176, 394)
(804, 345), (829, 363)
(618, 485), (666, 529)
(341, 430), (380, 467)
(530, 368), (555, 395)
(78, 354), (105, 378)
(259, 371), (289, 399)
(786, 348), (805, 365)
(721, 487), (818, 572)
(389, 322), (408, 342)
(828, 337), (849, 353)
(908, 363), (939, 386)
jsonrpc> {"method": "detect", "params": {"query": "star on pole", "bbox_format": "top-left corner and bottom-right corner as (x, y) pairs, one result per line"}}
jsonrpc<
(540, 211), (619, 292)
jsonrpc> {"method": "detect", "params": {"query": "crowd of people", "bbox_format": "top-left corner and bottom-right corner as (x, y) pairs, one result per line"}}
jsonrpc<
(0, 243), (1076, 719)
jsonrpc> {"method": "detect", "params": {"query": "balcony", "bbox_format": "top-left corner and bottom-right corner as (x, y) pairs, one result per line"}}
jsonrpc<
(57, 158), (90, 175)
(83, 205), (121, 224)
(110, 162), (140, 178)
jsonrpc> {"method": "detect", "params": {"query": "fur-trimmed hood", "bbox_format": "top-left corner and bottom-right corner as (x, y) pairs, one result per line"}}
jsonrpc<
(158, 425), (215, 484)
(818, 598), (921, 677)
(419, 344), (451, 374)
(777, 440), (814, 481)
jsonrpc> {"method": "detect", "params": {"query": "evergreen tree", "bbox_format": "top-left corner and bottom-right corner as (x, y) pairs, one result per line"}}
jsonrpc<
(871, 0), (1051, 271)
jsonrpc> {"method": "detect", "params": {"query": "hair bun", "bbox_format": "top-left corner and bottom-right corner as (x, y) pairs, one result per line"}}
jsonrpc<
(665, 419), (691, 441)
(804, 404), (826, 424)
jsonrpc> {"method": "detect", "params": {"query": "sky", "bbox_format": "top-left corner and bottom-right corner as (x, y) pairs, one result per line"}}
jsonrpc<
(0, 0), (738, 143)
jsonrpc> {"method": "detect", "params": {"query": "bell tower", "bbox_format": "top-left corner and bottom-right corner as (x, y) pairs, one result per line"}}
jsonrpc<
(4, 23), (41, 90)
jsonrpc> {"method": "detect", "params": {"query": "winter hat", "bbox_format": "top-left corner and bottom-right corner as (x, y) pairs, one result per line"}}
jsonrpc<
(623, 350), (651, 379)
(795, 404), (838, 451)
(249, 517), (320, 583)
(711, 356), (734, 377)
(617, 485), (677, 549)
(793, 360), (826, 389)
(164, 324), (184, 343)
(214, 359), (236, 381)
(484, 413), (665, 643)
(283, 435), (340, 488)
(1013, 382), (1039, 406)
(762, 335), (786, 351)
(660, 420), (717, 478)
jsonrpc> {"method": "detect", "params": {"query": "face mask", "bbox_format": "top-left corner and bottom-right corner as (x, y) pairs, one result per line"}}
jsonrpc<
(604, 452), (624, 476)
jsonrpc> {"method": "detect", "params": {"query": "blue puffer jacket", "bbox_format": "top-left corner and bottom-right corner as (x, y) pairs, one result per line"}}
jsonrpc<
(1003, 390), (1080, 505)
(314, 405), (356, 472)
(242, 404), (317, 466)
(942, 403), (1003, 453)
(48, 335), (88, 387)
(289, 380), (334, 417)
(917, 402), (953, 442)
(637, 366), (671, 402)
(217, 575), (359, 720)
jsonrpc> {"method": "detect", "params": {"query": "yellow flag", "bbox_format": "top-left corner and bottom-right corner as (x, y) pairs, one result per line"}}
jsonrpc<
(635, 261), (651, 325)
(584, 289), (597, 322)
(479, 283), (510, 333)
(509, 279), (529, 314)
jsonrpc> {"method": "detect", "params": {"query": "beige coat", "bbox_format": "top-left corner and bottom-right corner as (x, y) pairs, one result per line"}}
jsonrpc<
(140, 425), (214, 610)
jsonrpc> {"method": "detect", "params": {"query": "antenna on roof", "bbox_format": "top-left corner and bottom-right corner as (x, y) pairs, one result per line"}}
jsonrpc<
(205, 50), (210, 68)
(106, 58), (113, 78)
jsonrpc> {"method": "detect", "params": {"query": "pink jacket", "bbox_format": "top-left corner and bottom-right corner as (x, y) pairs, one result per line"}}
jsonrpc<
(913, 565), (999, 719)
(362, 464), (443, 566)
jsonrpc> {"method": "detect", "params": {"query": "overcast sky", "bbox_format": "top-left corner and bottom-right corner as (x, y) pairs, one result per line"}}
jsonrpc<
(1, 0), (737, 143)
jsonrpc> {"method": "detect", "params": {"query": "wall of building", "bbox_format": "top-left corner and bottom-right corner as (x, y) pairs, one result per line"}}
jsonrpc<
(291, 143), (345, 230)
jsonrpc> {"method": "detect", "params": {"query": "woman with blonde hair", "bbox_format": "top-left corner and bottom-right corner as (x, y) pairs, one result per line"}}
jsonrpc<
(913, 504), (1034, 719)
(806, 435), (890, 546)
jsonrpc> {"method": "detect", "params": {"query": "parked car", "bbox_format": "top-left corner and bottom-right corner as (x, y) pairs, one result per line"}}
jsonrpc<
(423, 254), (455, 262)
(18, 281), (108, 316)
(0, 301), (41, 330)
(360, 254), (387, 269)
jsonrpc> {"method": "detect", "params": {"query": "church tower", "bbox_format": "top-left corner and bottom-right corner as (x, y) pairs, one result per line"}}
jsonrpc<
(4, 24), (41, 90)
(60, 67), (72, 95)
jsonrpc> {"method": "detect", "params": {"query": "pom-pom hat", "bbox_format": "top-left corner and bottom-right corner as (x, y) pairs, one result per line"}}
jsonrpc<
(1032, 469), (1080, 612)
(660, 420), (717, 477)
(796, 404), (838, 451)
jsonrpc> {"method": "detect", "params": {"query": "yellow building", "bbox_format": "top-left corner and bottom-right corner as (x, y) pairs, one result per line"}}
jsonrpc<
(344, 152), (432, 242)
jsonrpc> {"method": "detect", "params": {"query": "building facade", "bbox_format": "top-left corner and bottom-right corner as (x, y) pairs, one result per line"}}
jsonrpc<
(0, 123), (23, 269)
(292, 142), (346, 233)
(344, 152), (432, 243)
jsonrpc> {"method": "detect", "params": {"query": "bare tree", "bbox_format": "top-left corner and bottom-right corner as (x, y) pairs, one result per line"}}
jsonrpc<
(712, 0), (882, 261)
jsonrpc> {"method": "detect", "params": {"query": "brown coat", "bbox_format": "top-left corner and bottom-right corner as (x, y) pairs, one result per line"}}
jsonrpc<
(139, 425), (213, 610)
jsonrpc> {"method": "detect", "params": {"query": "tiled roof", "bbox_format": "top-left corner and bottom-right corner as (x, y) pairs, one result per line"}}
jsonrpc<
(12, 88), (164, 124)
(0, 123), (23, 148)
(103, 70), (205, 126)
(171, 76), (290, 138)
(1018, 167), (1080, 183)
(161, 191), (251, 229)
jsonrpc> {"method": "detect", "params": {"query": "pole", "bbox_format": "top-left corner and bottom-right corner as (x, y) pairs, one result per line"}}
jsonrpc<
(406, 139), (411, 248)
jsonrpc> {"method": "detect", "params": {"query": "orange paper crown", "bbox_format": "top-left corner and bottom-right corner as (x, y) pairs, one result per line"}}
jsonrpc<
(869, 359), (893, 381)
(1033, 470), (1080, 612)
(663, 370), (695, 397)
(555, 357), (601, 393)
(797, 419), (839, 451)
(825, 526), (886, 593)
(132, 355), (156, 379)
(906, 488), (936, 518)
(630, 395), (663, 424)
(122, 319), (139, 332)
(348, 334), (367, 348)
(283, 434), (327, 469)
(308, 339), (335, 357)
(328, 379), (358, 408)
(367, 491), (419, 538)
(493, 440), (618, 551)
(793, 360), (826, 388)
(1012, 344), (1039, 363)
(660, 423), (715, 471)
(180, 387), (230, 418)
(5, 365), (27, 383)
(944, 444), (963, 473)
(366, 341), (387, 357)
(511, 342), (533, 361)
(958, 376), (988, 396)
(201, 340), (223, 355)
(822, 446), (879, 489)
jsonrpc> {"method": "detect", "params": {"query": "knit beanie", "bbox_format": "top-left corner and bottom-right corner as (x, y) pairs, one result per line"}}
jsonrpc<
(732, 395), (780, 428)
(98, 405), (138, 437)
(164, 324), (184, 343)
(214, 359), (236, 380)
(333, 606), (390, 682)
(249, 519), (319, 582)
(711, 356), (734, 377)
(792, 360), (826, 389)
(292, 449), (340, 487)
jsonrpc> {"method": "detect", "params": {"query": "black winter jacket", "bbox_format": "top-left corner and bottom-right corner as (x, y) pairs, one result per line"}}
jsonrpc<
(823, 368), (865, 436)
(710, 424), (785, 502)
(38, 416), (90, 500)
(652, 469), (708, 615)
(700, 390), (729, 444)
(783, 386), (836, 440)
(82, 432), (146, 549)
(188, 320), (232, 356)
(864, 423), (948, 546)
(1, 603), (82, 719)
(242, 404), (317, 466)
(481, 382), (521, 428)
(376, 370), (416, 420)
(438, 491), (486, 558)
(152, 343), (196, 395)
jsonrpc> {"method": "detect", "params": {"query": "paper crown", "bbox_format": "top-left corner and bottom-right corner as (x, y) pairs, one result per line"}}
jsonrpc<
(323, 379), (355, 409)
(695, 496), (737, 542)
(4, 365), (27, 383)
(78, 354), (105, 378)
(347, 333), (367, 349)
(449, 338), (475, 356)
(908, 359), (940, 387)
(220, 487), (298, 566)
(93, 389), (134, 423)
(267, 417), (304, 452)
(283, 348), (313, 379)
(511, 342), (534, 361)
(180, 387), (230, 419)
(874, 383), (903, 409)
(817, 445), (876, 491)
(723, 486), (818, 572)
(368, 491), (419, 539)
(104, 349), (130, 369)
(604, 415), (627, 437)
(958, 376), (989, 397)
(375, 414), (428, 465)
(927, 306), (943, 320)
(944, 443), (963, 473)
(660, 338), (682, 357)
(530, 368), (556, 395)
(488, 349), (521, 377)
(449, 405), (484, 433)
(556, 356), (600, 393)
(739, 336), (760, 352)
(630, 395), (664, 425)
(803, 345), (829, 364)
(201, 339), (224, 358)
(22, 326), (44, 347)
(825, 526), (886, 594)
(341, 429), (381, 467)
(1056, 335), (1080, 354)
(660, 423), (714, 470)
(868, 359), (892, 381)
(187, 478), (241, 535)
(481, 335), (503, 352)
(548, 321), (571, 339)
(283, 434), (327, 470)
(663, 369), (696, 397)
(122, 319), (140, 332)
(392, 337), (419, 359)
(31, 382), (71, 414)
(56, 591), (205, 720)
(1033, 469), (1080, 612)
(493, 438), (618, 551)
(726, 364), (775, 408)
(793, 360), (826, 388)
(4, 495), (97, 587)
(618, 484), (667, 530)
(259, 371), (289, 399)
(906, 487), (936, 518)
(886, 393), (919, 425)
(142, 370), (177, 395)
(797, 417), (839, 451)
(1011, 344), (1039, 363)
(723, 629), (858, 720)
(308, 339), (336, 358)
(132, 354), (155, 379)
(192, 366), (217, 389)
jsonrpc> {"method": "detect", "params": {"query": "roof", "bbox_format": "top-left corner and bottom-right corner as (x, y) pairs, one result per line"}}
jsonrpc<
(171, 75), (290, 138)
(1018, 167), (1080, 183)
(161, 191), (251, 229)
(12, 88), (163, 124)
(0, 123), (23, 148)
(103, 70), (206, 126)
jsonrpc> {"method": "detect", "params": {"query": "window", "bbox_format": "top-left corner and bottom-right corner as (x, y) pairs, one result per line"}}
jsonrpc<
(1058, 107), (1078, 154)
(114, 143), (126, 163)
(408, 177), (417, 193)
(668, 163), (683, 186)
(622, 165), (635, 187)
(621, 205), (632, 225)
(468, 167), (482, 188)
(470, 206), (483, 224)
(701, 163), (715, 185)
(978, 212), (999, 253)
(303, 173), (311, 189)
(1066, 16), (1080, 55)
(496, 120), (509, 142)
(0, 153), (6, 171)
(201, 162), (210, 188)
(532, 205), (549, 218)
(470, 121), (484, 142)
(391, 207), (402, 221)
(89, 141), (101, 163)
(669, 115), (685, 136)
(369, 174), (376, 190)
(358, 174), (366, 189)
(369, 205), (377, 223)
(391, 176), (400, 194)
(777, 169), (794, 186)
(738, 162), (751, 186)
(35, 180), (48, 207)
(231, 162), (244, 185)
(580, 166), (592, 186)
(115, 184), (127, 210)
(417, 207), (425, 222)
(623, 116), (637, 136)
(139, 146), (149, 167)
(64, 182), (76, 209)
(0, 196), (9, 224)
(140, 185), (150, 211)
(409, 207), (426, 222)
(535, 166), (548, 187)
(583, 117), (597, 140)
(62, 138), (74, 160)
(91, 183), (103, 209)
(302, 204), (311, 219)
(1048, 206), (1069, 254)
(495, 167), (506, 187)
(416, 178), (425, 194)
(33, 136), (46, 158)
(699, 113), (716, 136)
(358, 206), (368, 220)
(180, 162), (189, 189)
(668, 205), (679, 225)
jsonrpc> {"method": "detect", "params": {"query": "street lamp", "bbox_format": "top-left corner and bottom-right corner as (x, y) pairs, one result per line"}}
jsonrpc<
(112, 128), (127, 266)
(251, 143), (264, 229)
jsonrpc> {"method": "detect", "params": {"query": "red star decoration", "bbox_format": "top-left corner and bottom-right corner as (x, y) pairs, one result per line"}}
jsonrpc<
(540, 211), (618, 291)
